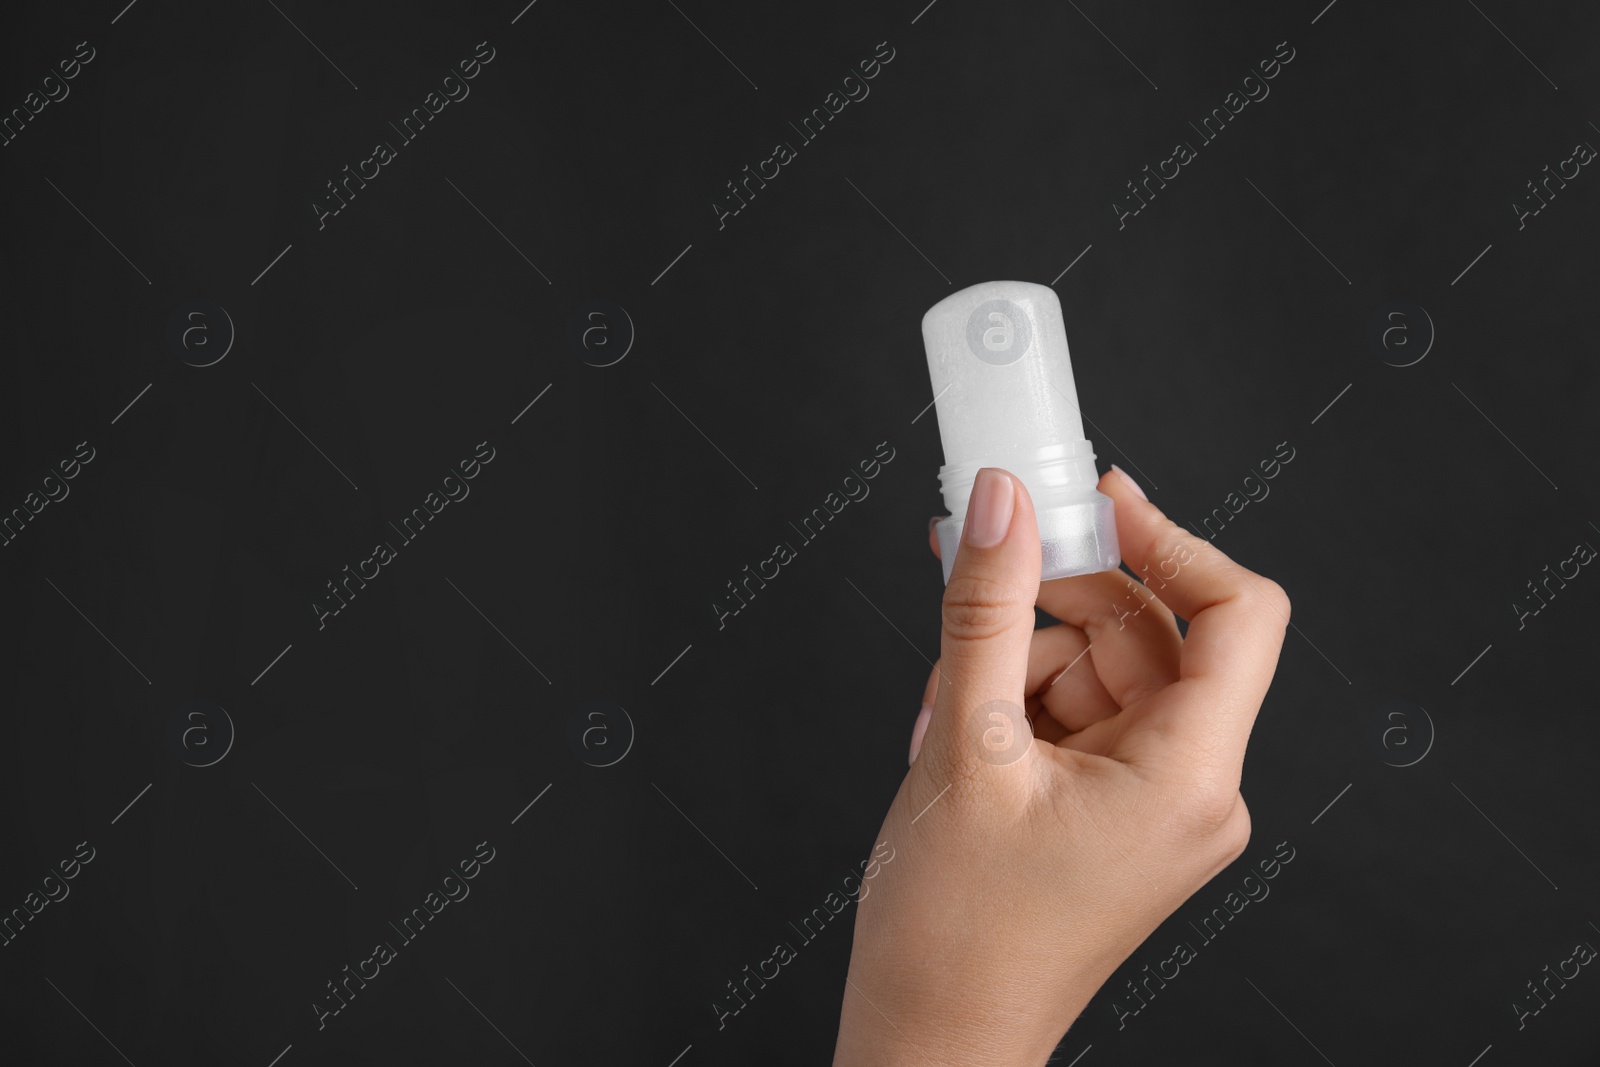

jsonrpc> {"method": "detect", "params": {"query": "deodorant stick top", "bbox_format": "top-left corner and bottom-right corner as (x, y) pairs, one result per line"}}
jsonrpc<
(921, 280), (1120, 582)
(921, 281), (1086, 461)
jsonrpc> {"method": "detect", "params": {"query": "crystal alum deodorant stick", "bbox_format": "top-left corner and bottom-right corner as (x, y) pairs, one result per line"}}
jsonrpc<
(921, 280), (1121, 582)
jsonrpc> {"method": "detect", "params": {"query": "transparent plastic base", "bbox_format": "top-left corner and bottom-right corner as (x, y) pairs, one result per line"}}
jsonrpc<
(935, 491), (1121, 584)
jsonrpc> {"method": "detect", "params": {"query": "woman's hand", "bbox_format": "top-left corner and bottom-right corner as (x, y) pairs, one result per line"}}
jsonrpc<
(833, 466), (1290, 1066)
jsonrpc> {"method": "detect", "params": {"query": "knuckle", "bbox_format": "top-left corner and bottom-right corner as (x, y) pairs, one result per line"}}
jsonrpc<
(914, 735), (998, 809)
(942, 573), (1021, 643)
(1253, 577), (1292, 623)
(1215, 799), (1252, 863)
(1177, 779), (1242, 839)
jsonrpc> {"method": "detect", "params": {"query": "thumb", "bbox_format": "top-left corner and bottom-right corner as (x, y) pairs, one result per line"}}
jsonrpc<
(918, 467), (1041, 775)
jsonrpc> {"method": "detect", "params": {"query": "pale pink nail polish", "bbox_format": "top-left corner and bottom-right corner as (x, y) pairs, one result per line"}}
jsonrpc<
(964, 468), (1014, 548)
(908, 704), (932, 765)
(1110, 463), (1148, 501)
(921, 282), (1122, 583)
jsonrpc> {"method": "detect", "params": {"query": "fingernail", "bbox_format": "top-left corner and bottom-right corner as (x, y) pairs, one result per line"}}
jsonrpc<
(964, 468), (1014, 548)
(1110, 464), (1148, 501)
(908, 704), (932, 765)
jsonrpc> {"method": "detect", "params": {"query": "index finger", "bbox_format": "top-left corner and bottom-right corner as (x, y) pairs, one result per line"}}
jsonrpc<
(1098, 468), (1290, 751)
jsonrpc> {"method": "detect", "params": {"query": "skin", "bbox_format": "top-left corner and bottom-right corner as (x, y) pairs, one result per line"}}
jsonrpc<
(833, 466), (1290, 1065)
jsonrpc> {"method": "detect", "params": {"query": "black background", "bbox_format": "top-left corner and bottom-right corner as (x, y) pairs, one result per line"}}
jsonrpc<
(2, 0), (1597, 1064)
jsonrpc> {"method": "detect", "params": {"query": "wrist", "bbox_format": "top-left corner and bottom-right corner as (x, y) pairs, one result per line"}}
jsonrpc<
(833, 986), (1084, 1067)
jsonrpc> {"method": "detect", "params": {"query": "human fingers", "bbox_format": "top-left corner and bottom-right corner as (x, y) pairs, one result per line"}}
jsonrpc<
(1099, 465), (1290, 771)
(1034, 565), (1182, 710)
(914, 468), (1042, 782)
(911, 624), (1119, 763)
(937, 479), (1180, 710)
